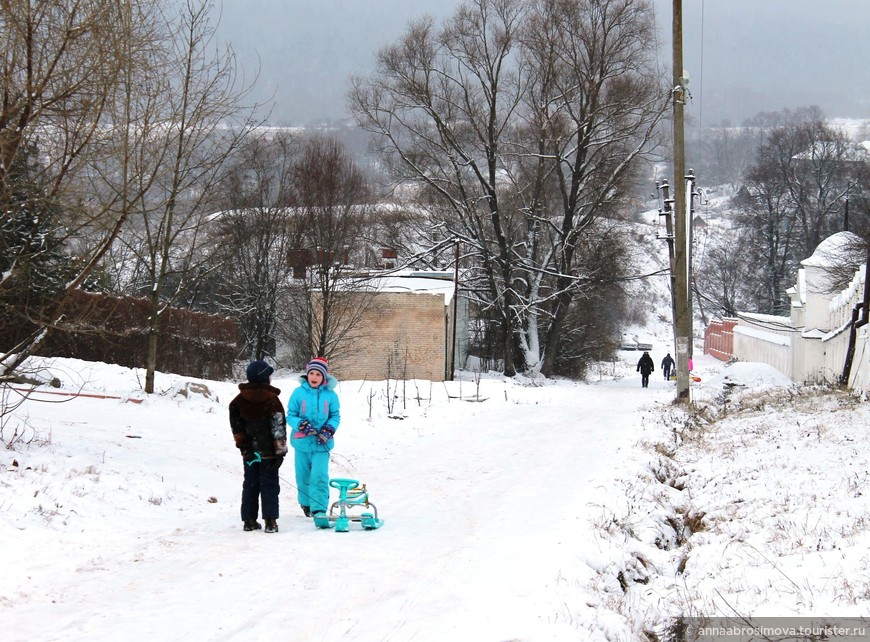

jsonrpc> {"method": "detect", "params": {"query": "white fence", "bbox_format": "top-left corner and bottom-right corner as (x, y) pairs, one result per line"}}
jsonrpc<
(731, 251), (870, 392)
(822, 266), (870, 390)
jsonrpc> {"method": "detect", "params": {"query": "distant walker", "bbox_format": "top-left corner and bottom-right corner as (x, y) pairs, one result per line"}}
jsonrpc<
(636, 351), (655, 388)
(661, 353), (675, 380)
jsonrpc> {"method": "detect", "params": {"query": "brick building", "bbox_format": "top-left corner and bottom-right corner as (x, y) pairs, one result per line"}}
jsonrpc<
(327, 271), (469, 382)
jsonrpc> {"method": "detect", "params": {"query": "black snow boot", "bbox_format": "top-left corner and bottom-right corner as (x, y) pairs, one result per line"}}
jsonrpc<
(243, 519), (261, 531)
(301, 505), (311, 517)
(264, 518), (278, 533)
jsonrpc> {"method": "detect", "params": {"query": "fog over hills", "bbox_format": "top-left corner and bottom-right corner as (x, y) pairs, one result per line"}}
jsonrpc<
(673, 0), (870, 127)
(216, 0), (870, 128)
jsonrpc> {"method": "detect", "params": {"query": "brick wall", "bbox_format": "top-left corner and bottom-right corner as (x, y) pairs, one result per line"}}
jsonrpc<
(334, 291), (448, 381)
(0, 289), (238, 379)
(703, 317), (737, 361)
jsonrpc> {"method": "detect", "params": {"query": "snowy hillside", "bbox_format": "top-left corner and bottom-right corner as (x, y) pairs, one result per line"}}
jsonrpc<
(3, 353), (869, 640)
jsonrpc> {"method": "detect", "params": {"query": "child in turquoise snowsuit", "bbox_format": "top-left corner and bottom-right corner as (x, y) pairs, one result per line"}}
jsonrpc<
(286, 357), (340, 517)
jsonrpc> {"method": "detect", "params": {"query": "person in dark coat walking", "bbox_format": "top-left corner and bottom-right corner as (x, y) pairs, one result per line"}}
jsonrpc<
(636, 351), (654, 388)
(230, 360), (288, 533)
(661, 353), (675, 380)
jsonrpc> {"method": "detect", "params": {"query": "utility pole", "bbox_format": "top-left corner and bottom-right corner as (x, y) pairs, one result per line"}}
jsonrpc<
(672, 0), (691, 401)
(657, 180), (678, 356)
(450, 239), (460, 381)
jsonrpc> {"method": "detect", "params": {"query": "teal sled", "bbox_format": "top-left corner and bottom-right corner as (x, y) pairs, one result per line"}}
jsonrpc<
(314, 478), (384, 532)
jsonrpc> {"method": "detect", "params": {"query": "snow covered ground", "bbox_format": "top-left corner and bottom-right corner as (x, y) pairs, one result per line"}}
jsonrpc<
(3, 352), (870, 641)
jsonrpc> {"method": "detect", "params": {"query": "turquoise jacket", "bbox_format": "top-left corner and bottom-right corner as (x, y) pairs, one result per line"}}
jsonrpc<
(286, 374), (340, 453)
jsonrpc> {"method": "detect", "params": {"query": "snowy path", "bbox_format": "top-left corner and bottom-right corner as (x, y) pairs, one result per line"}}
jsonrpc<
(2, 369), (674, 641)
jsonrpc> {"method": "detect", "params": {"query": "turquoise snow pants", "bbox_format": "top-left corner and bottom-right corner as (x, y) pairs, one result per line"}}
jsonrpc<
(294, 450), (330, 513)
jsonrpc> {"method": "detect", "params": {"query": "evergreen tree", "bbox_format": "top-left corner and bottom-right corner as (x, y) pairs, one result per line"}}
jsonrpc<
(0, 144), (71, 304)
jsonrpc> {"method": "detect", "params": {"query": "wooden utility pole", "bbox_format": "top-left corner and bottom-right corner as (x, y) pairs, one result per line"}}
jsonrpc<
(672, 0), (692, 400)
(450, 239), (460, 380)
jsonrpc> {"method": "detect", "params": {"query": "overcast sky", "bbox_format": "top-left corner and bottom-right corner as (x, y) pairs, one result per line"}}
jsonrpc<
(216, 0), (870, 128)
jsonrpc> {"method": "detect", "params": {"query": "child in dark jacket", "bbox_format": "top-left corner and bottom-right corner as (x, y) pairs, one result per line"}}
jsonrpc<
(286, 357), (340, 517)
(229, 360), (288, 533)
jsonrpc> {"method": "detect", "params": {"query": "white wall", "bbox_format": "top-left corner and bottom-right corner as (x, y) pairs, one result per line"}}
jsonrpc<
(731, 263), (870, 392)
(733, 316), (794, 379)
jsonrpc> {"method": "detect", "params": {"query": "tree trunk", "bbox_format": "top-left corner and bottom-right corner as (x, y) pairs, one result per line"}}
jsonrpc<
(144, 290), (162, 394)
(540, 288), (573, 377)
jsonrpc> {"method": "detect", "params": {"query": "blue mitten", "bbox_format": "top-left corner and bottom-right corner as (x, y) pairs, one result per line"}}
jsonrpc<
(316, 426), (335, 445)
(298, 420), (317, 437)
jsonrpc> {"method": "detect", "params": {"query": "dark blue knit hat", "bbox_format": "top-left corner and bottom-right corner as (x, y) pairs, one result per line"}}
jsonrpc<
(246, 360), (273, 383)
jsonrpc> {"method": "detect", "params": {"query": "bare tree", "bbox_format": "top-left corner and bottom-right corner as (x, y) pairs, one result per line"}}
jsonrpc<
(288, 134), (376, 362)
(771, 113), (855, 259)
(551, 218), (633, 378)
(0, 0), (160, 380)
(109, 0), (260, 393)
(210, 130), (301, 363)
(351, 0), (666, 377)
(209, 132), (377, 368)
(693, 226), (761, 317)
(520, 0), (667, 375)
(733, 159), (797, 314)
(735, 107), (867, 313)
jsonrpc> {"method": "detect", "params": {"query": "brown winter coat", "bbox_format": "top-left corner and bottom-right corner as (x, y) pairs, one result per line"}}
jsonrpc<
(229, 383), (287, 460)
